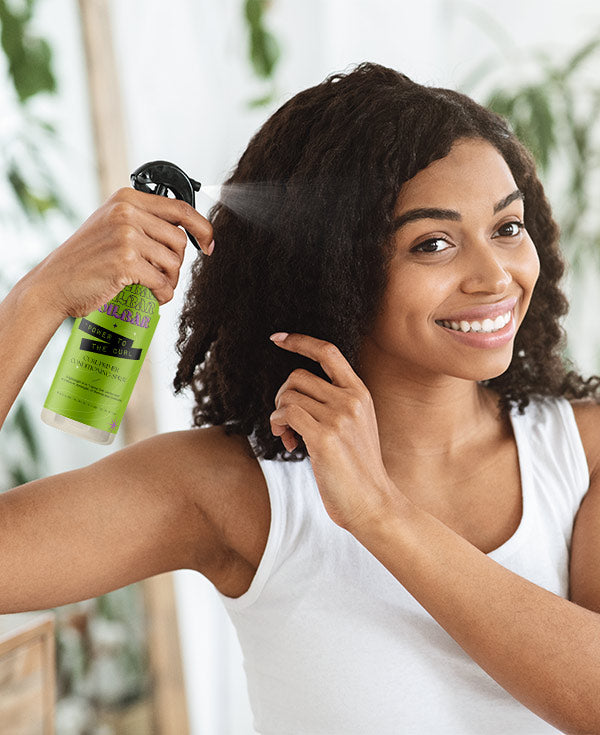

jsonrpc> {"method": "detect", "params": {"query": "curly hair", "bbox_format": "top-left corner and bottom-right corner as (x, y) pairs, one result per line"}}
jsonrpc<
(173, 62), (599, 461)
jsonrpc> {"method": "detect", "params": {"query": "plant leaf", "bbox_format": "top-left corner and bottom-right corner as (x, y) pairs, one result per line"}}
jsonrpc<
(458, 55), (499, 95)
(0, 0), (56, 102)
(244, 0), (280, 80)
(563, 35), (600, 78)
(8, 465), (30, 488)
(523, 85), (556, 171)
(248, 90), (276, 108)
(7, 163), (61, 218)
(12, 401), (40, 463)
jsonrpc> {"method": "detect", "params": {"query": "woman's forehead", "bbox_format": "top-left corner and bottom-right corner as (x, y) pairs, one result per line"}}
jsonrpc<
(395, 140), (518, 213)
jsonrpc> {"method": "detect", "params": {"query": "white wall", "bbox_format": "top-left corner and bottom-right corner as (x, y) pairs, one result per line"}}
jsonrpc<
(2, 1), (599, 733)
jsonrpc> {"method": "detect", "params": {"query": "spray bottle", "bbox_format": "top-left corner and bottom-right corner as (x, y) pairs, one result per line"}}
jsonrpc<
(41, 160), (202, 445)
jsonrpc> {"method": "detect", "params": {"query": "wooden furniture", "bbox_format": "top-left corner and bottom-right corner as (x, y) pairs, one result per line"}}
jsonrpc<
(0, 612), (56, 735)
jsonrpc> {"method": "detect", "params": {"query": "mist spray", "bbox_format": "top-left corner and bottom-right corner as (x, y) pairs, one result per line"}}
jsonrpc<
(41, 160), (202, 444)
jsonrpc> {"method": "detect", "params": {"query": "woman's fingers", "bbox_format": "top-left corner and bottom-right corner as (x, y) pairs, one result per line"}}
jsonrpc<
(28, 186), (215, 319)
(136, 233), (185, 295)
(130, 256), (176, 306)
(111, 188), (213, 254)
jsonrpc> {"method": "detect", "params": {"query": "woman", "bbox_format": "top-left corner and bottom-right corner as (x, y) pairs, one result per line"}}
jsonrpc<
(1, 62), (599, 734)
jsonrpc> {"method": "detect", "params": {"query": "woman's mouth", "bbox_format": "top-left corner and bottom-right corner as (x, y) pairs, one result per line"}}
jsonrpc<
(434, 309), (516, 348)
(435, 309), (512, 334)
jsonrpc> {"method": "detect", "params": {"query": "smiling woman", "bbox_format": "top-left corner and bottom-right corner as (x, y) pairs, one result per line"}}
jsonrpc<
(174, 64), (595, 450)
(2, 62), (600, 735)
(358, 138), (541, 387)
(171, 63), (600, 734)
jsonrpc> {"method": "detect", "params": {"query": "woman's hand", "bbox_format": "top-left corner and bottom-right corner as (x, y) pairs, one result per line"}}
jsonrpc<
(269, 332), (397, 533)
(22, 187), (214, 319)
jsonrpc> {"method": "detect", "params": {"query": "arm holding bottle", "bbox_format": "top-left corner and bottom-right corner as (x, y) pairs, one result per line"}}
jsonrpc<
(0, 188), (254, 615)
(0, 186), (213, 430)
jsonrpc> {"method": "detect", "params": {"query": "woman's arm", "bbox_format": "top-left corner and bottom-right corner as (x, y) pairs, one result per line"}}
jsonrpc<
(0, 188), (222, 613)
(0, 428), (234, 613)
(267, 333), (600, 735)
(570, 400), (600, 613)
(0, 187), (213, 430)
(0, 274), (66, 428)
(351, 481), (600, 735)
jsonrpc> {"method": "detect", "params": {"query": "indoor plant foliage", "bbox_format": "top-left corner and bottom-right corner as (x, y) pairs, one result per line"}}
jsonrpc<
(461, 23), (600, 370)
(0, 2), (149, 731)
(461, 28), (600, 268)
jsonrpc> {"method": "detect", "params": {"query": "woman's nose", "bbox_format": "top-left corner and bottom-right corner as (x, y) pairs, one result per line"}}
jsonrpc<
(459, 241), (512, 295)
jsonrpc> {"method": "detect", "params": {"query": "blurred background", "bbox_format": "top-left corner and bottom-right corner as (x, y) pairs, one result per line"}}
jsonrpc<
(0, 1), (599, 733)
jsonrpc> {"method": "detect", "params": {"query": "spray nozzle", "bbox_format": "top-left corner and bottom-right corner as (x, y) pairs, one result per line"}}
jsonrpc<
(130, 160), (202, 250)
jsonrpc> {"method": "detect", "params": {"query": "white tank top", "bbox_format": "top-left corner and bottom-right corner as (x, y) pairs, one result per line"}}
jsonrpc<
(217, 397), (589, 734)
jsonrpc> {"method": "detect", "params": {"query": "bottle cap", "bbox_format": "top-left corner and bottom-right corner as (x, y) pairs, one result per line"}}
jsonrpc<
(130, 160), (202, 250)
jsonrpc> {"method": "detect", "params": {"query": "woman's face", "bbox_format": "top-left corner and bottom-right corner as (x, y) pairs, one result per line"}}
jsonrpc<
(360, 138), (540, 384)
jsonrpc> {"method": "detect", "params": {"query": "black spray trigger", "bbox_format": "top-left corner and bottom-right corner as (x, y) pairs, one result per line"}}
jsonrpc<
(130, 160), (202, 251)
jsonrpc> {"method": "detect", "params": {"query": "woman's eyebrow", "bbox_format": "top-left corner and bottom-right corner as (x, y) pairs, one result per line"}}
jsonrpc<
(392, 189), (524, 231)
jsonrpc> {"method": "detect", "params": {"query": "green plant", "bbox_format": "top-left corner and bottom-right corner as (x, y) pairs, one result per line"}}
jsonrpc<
(0, 0), (55, 101)
(243, 0), (282, 106)
(457, 12), (600, 269)
(0, 3), (150, 729)
(0, 0), (61, 489)
(0, 398), (42, 487)
(0, 0), (74, 225)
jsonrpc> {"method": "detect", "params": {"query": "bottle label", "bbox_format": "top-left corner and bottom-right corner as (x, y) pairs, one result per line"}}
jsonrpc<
(43, 284), (160, 434)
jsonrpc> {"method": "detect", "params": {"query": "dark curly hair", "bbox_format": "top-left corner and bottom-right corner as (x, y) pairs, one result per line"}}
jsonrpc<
(173, 62), (599, 460)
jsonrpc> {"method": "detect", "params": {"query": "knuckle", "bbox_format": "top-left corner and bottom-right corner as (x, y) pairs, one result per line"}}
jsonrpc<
(278, 389), (293, 407)
(292, 368), (310, 381)
(117, 224), (138, 247)
(157, 279), (174, 304)
(109, 199), (136, 224)
(320, 429), (336, 450)
(173, 197), (194, 222)
(347, 396), (363, 418)
(108, 187), (133, 204)
(175, 226), (188, 249)
(323, 343), (339, 359)
(119, 241), (138, 265)
(287, 404), (303, 420)
(162, 248), (180, 275)
(171, 245), (184, 268)
(332, 413), (347, 432)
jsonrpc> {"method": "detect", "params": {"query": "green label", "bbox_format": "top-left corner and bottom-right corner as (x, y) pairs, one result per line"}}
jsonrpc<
(43, 284), (160, 434)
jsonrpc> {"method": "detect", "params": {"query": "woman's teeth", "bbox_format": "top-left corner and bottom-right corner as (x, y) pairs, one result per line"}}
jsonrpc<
(437, 310), (512, 334)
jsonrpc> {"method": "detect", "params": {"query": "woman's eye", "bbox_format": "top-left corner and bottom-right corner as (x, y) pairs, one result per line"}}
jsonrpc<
(412, 238), (451, 253)
(497, 221), (525, 237)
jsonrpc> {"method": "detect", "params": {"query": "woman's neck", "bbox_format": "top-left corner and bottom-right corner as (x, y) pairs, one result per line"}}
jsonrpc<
(362, 368), (501, 466)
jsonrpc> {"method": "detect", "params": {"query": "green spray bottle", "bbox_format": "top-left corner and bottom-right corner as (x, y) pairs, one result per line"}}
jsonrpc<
(41, 160), (202, 445)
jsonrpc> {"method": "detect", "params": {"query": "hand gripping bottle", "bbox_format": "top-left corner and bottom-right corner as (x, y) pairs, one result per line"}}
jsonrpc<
(41, 160), (201, 444)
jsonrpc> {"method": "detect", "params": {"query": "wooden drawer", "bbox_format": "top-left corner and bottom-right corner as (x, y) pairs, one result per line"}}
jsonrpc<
(0, 613), (56, 735)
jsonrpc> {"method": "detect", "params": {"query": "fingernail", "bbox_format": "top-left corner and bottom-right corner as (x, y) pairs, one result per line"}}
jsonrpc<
(207, 240), (215, 256)
(270, 332), (289, 342)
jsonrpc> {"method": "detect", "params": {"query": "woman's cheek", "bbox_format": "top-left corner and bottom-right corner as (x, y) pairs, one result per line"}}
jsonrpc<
(518, 235), (541, 301)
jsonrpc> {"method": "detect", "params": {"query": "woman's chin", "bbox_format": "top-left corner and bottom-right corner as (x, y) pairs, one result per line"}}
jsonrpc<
(449, 351), (514, 383)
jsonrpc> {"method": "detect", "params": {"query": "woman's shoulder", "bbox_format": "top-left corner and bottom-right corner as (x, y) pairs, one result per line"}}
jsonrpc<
(131, 424), (262, 482)
(569, 399), (600, 483)
(511, 395), (599, 485)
